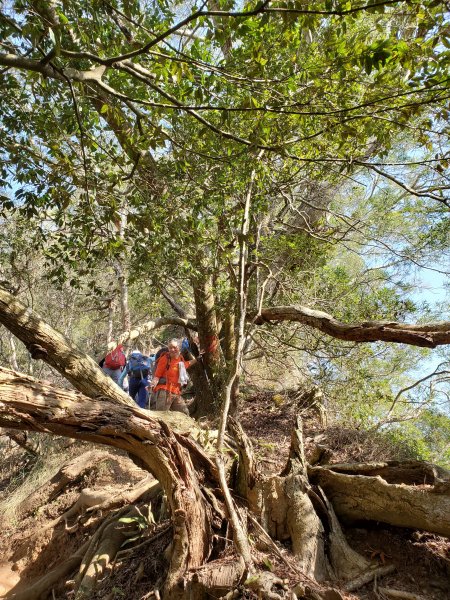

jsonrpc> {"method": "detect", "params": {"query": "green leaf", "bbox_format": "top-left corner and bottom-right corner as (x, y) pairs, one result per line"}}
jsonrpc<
(263, 558), (274, 571)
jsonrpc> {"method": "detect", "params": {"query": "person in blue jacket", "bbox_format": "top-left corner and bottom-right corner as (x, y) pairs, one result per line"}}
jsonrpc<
(120, 350), (154, 408)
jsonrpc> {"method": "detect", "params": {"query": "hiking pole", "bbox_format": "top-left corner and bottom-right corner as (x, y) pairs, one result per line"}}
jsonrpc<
(198, 353), (210, 386)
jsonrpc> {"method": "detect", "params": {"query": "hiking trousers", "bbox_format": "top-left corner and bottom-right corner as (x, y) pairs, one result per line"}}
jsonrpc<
(129, 376), (149, 408)
(154, 389), (189, 415)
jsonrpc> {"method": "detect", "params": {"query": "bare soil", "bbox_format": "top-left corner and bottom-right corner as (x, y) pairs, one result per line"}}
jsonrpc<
(0, 441), (149, 597)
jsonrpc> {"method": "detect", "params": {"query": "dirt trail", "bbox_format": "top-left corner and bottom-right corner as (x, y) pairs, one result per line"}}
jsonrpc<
(0, 562), (20, 595)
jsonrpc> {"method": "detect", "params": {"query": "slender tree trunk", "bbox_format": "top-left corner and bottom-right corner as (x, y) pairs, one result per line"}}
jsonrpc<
(116, 210), (131, 335)
(192, 274), (224, 416)
(106, 298), (115, 345)
(217, 158), (259, 448)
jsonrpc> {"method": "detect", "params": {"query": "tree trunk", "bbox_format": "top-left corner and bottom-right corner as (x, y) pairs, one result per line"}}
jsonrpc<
(1, 367), (450, 598)
(115, 260), (131, 335)
(0, 287), (134, 406)
(1, 288), (450, 599)
(192, 275), (224, 416)
(106, 297), (115, 345)
(115, 209), (131, 335)
(8, 331), (19, 371)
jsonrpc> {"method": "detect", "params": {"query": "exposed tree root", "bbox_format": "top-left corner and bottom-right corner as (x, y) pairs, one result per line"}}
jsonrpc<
(308, 444), (333, 466)
(310, 466), (450, 537)
(377, 587), (426, 600)
(314, 461), (450, 485)
(30, 487), (113, 538)
(18, 450), (113, 517)
(260, 419), (329, 581)
(74, 505), (143, 599)
(216, 456), (252, 570)
(344, 564), (396, 591)
(316, 487), (373, 581)
(4, 477), (162, 600)
(245, 571), (288, 600)
(1, 363), (449, 600)
(87, 477), (161, 516)
(4, 539), (91, 600)
(187, 557), (246, 599)
(113, 523), (171, 564)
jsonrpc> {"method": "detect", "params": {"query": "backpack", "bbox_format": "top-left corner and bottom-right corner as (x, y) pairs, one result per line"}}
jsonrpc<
(104, 345), (126, 370)
(127, 352), (151, 377)
(152, 346), (168, 375)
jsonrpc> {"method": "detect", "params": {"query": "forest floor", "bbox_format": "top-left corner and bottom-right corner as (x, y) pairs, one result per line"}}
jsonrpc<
(0, 390), (448, 600)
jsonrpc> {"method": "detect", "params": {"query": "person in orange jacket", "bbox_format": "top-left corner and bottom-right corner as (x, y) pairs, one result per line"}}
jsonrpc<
(149, 338), (202, 414)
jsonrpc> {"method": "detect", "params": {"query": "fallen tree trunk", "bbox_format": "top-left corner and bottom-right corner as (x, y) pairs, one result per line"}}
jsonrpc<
(0, 288), (133, 405)
(309, 465), (450, 537)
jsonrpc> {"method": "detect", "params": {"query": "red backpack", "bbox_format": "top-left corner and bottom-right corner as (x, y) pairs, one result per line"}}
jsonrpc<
(104, 345), (126, 369)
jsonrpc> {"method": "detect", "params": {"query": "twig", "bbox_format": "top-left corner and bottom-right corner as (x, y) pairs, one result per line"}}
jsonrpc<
(378, 588), (426, 600)
(384, 363), (449, 419)
(345, 565), (396, 591)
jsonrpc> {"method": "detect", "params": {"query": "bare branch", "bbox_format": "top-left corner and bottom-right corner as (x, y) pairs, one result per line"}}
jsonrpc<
(252, 306), (450, 348)
(385, 364), (450, 418)
(112, 316), (198, 349)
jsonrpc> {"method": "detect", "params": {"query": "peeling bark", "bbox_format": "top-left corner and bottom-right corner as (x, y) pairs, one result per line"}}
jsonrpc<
(187, 558), (245, 600)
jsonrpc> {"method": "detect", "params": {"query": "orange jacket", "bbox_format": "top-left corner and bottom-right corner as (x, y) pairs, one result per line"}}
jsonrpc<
(154, 353), (191, 395)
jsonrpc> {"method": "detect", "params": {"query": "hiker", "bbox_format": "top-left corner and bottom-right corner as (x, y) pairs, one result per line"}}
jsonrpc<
(147, 345), (168, 410)
(149, 338), (202, 415)
(101, 344), (126, 386)
(125, 350), (153, 409)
